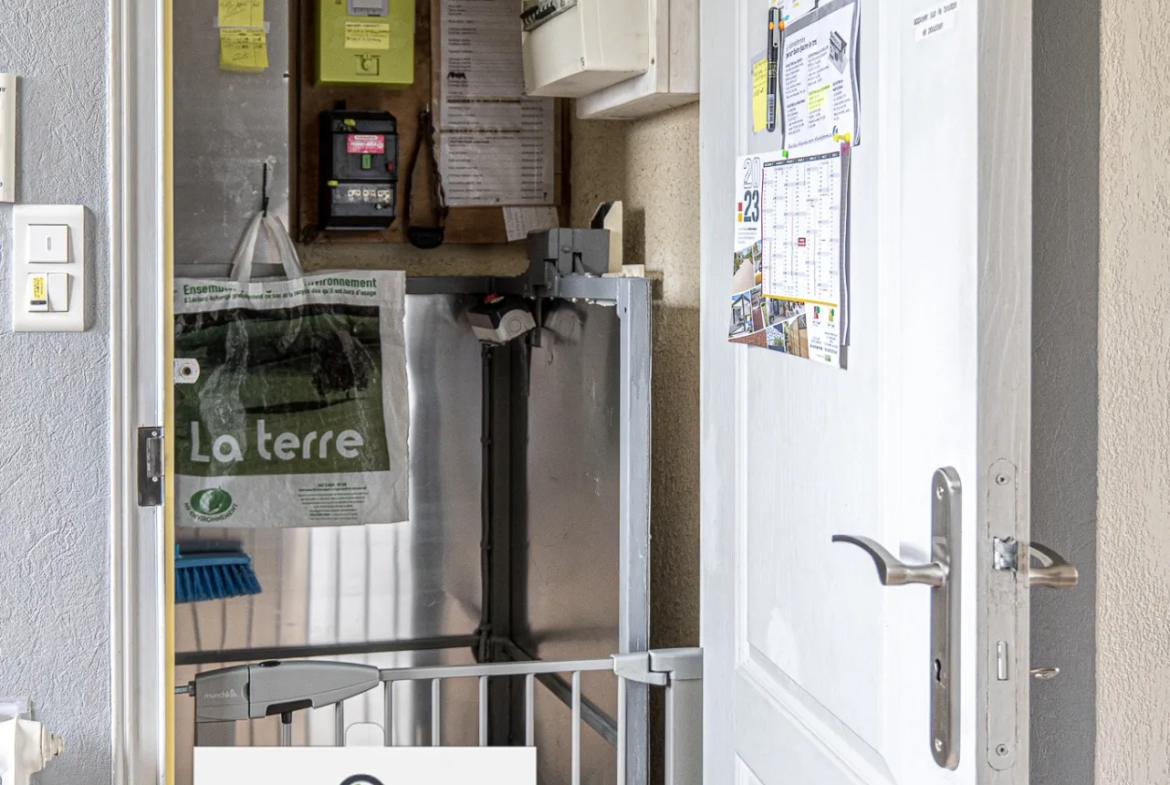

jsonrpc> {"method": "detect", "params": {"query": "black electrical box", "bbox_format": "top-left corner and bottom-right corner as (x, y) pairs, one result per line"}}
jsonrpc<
(318, 110), (399, 231)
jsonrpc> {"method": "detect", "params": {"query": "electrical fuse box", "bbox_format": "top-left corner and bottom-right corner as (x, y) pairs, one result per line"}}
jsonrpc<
(522, 0), (649, 98)
(318, 110), (399, 231)
(317, 0), (415, 88)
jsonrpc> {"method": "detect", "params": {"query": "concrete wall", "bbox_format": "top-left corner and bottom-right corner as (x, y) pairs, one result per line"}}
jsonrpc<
(1099, 3), (1170, 783)
(0, 0), (112, 783)
(570, 106), (702, 655)
(1031, 0), (1099, 782)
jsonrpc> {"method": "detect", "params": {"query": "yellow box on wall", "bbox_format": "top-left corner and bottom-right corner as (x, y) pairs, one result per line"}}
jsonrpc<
(317, 0), (415, 88)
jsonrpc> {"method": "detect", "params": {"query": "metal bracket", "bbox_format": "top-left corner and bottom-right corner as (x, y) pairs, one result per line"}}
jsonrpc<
(137, 427), (164, 507)
(612, 653), (668, 687)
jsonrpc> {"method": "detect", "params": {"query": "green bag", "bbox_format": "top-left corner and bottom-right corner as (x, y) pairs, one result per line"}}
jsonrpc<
(174, 213), (409, 528)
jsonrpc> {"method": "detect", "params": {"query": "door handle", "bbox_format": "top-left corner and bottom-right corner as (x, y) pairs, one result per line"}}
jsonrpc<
(829, 535), (948, 587)
(831, 467), (962, 771)
(1028, 542), (1079, 589)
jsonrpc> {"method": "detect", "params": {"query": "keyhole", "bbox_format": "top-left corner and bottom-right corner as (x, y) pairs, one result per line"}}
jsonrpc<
(934, 658), (943, 683)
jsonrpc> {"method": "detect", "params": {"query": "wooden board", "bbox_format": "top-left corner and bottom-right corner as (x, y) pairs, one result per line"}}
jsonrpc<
(295, 0), (568, 246)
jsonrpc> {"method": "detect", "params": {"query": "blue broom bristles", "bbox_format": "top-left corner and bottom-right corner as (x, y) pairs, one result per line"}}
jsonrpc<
(175, 546), (263, 604)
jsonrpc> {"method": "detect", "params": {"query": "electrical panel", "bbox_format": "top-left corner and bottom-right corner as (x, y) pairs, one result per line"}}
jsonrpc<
(318, 110), (399, 231)
(317, 0), (415, 88)
(522, 0), (649, 98)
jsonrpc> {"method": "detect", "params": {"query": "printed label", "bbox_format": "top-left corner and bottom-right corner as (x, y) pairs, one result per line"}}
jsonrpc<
(345, 21), (391, 50)
(913, 1), (959, 42)
(347, 134), (386, 154)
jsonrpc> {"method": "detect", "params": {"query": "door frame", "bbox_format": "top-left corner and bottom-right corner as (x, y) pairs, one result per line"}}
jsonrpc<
(698, 0), (1034, 783)
(110, 0), (172, 780)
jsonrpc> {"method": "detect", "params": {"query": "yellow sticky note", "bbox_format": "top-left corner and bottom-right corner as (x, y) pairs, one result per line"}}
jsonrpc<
(752, 58), (769, 133)
(220, 28), (268, 72)
(345, 21), (391, 50)
(31, 275), (46, 302)
(218, 0), (264, 28)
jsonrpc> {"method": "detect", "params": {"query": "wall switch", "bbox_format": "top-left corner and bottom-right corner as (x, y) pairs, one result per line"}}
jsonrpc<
(0, 74), (14, 203)
(27, 225), (69, 263)
(12, 206), (85, 332)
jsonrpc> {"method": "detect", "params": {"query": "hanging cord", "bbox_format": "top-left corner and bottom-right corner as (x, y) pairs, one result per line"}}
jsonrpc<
(402, 106), (448, 249)
(261, 161), (270, 217)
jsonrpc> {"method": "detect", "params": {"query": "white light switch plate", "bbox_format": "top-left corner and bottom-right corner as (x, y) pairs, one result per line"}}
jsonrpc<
(12, 206), (85, 332)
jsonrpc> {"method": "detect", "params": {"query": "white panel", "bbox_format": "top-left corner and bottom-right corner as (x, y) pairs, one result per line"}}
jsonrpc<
(523, 0), (650, 97)
(575, 0), (699, 120)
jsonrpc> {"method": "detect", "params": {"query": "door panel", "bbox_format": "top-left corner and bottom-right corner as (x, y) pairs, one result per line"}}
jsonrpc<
(702, 1), (1033, 784)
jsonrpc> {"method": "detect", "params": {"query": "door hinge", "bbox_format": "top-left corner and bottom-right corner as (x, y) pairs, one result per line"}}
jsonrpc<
(137, 427), (164, 507)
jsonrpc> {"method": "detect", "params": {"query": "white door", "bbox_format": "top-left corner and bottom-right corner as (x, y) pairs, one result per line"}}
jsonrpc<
(699, 1), (1057, 784)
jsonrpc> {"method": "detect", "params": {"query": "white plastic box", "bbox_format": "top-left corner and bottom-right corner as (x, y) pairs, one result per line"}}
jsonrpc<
(522, 0), (650, 98)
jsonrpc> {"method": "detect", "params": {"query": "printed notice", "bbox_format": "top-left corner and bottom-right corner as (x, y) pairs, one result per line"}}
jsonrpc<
(777, 0), (861, 152)
(504, 206), (560, 242)
(729, 147), (850, 368)
(345, 21), (391, 49)
(439, 0), (556, 206)
(913, 1), (959, 42)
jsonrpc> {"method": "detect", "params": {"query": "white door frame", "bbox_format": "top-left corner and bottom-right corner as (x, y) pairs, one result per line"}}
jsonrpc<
(110, 0), (170, 780)
(698, 0), (1034, 782)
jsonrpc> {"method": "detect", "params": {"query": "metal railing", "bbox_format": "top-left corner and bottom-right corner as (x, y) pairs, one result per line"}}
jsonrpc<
(190, 648), (702, 785)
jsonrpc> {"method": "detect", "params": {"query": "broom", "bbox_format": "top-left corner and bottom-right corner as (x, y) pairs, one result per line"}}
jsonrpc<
(175, 542), (262, 604)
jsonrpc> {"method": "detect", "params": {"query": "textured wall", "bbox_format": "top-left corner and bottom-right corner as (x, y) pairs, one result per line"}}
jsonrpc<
(1099, 3), (1170, 783)
(0, 0), (111, 783)
(570, 105), (702, 654)
(1031, 0), (1099, 781)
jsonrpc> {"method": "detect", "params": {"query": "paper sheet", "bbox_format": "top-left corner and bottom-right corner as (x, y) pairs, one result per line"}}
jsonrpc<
(777, 0), (860, 152)
(220, 29), (268, 72)
(439, 0), (556, 206)
(218, 0), (263, 28)
(730, 147), (850, 367)
(504, 206), (560, 242)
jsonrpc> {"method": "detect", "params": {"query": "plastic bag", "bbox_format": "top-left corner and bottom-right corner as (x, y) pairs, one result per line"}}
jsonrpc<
(173, 213), (409, 528)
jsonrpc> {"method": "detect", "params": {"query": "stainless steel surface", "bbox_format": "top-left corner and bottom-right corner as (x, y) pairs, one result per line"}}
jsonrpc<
(173, 0), (290, 269)
(1031, 668), (1060, 681)
(1028, 542), (1080, 590)
(175, 295), (484, 783)
(830, 535), (947, 587)
(831, 467), (962, 770)
(993, 536), (1020, 572)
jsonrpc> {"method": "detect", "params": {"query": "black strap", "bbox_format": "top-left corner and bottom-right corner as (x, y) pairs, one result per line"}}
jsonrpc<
(403, 107), (448, 249)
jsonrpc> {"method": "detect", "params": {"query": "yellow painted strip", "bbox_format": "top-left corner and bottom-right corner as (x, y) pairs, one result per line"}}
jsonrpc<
(762, 294), (838, 307)
(163, 0), (176, 777)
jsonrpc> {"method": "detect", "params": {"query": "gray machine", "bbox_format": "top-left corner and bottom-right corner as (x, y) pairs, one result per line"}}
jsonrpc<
(188, 661), (381, 746)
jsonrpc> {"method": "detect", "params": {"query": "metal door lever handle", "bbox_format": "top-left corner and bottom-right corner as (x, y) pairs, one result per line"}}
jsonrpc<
(831, 535), (948, 587)
(1028, 542), (1078, 589)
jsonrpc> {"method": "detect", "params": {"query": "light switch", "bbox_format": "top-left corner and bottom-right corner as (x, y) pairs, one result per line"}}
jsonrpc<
(27, 225), (70, 263)
(11, 206), (85, 332)
(47, 273), (69, 312)
(25, 274), (48, 312)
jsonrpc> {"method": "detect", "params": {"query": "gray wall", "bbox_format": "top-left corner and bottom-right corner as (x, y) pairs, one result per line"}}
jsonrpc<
(0, 0), (111, 783)
(1031, 0), (1099, 781)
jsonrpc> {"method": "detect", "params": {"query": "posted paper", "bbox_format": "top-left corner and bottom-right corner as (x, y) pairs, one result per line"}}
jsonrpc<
(730, 147), (850, 368)
(439, 0), (556, 206)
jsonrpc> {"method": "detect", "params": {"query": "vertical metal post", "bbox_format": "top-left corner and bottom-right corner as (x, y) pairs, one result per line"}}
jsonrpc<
(334, 702), (346, 747)
(571, 671), (582, 785)
(651, 650), (704, 785)
(479, 676), (490, 746)
(617, 676), (628, 785)
(431, 679), (442, 746)
(383, 682), (394, 747)
(279, 718), (292, 748)
(525, 674), (536, 746)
